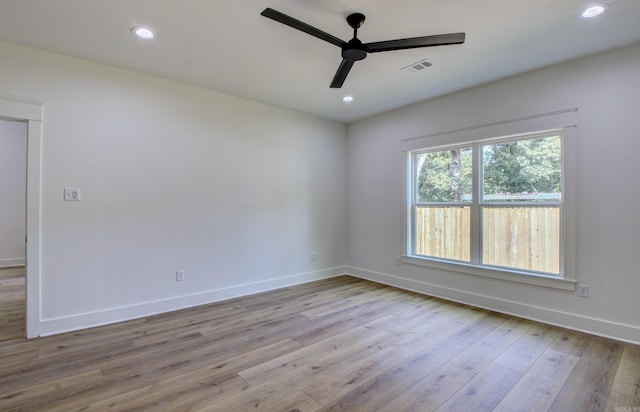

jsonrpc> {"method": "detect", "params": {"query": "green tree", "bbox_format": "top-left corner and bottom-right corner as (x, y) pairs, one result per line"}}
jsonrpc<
(417, 148), (472, 202)
(483, 135), (561, 197)
(416, 135), (560, 203)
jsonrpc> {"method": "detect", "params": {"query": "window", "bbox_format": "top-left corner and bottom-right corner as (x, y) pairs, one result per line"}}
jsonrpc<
(409, 130), (565, 277)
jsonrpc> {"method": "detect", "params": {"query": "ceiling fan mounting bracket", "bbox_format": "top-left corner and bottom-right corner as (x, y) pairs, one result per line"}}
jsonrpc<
(346, 13), (365, 30)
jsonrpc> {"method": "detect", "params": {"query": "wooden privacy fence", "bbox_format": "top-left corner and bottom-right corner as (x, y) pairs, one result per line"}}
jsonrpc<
(416, 206), (560, 274)
(416, 207), (471, 262)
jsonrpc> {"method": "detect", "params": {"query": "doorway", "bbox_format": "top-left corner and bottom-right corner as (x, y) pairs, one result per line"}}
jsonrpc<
(0, 119), (27, 341)
(0, 94), (44, 338)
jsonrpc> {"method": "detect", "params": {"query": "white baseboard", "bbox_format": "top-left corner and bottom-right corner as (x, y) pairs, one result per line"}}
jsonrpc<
(0, 257), (25, 268)
(347, 266), (640, 345)
(39, 266), (347, 336)
(39, 265), (640, 344)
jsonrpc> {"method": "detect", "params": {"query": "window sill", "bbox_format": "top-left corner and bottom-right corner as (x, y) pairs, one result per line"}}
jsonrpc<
(402, 255), (576, 292)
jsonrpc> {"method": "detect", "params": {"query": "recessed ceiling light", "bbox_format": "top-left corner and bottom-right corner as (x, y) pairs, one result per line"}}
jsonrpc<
(342, 95), (354, 103)
(131, 26), (155, 39)
(581, 4), (607, 18)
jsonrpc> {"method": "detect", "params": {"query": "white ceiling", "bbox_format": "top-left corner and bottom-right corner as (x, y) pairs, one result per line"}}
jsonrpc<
(0, 0), (639, 123)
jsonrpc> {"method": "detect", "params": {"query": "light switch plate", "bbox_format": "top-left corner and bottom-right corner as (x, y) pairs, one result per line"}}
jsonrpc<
(64, 188), (81, 201)
(176, 270), (185, 282)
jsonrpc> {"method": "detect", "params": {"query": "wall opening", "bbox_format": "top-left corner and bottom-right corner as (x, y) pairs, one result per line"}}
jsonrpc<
(0, 94), (44, 338)
(0, 119), (27, 340)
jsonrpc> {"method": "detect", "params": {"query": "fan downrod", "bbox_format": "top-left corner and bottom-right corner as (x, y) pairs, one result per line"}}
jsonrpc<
(342, 13), (367, 61)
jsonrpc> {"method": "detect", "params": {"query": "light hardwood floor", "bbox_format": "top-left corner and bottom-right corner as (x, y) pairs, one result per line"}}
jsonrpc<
(0, 266), (25, 280)
(1, 274), (639, 411)
(0, 266), (25, 343)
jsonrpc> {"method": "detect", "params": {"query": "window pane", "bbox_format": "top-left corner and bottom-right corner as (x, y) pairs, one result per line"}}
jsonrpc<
(482, 207), (560, 274)
(416, 147), (472, 203)
(482, 135), (561, 202)
(416, 206), (470, 261)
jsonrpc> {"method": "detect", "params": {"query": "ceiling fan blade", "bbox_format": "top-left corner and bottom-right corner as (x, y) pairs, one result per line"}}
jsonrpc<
(330, 59), (355, 88)
(366, 32), (465, 53)
(261, 8), (346, 48)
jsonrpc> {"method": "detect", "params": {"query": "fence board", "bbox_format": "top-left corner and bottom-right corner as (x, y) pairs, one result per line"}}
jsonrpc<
(416, 207), (559, 274)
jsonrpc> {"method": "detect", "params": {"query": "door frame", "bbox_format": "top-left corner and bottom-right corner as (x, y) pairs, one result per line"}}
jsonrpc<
(0, 94), (44, 338)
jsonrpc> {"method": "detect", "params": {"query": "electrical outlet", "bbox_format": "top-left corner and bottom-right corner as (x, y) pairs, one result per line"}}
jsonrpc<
(577, 284), (589, 298)
(176, 270), (185, 282)
(396, 256), (403, 265)
(63, 187), (81, 201)
(310, 252), (316, 262)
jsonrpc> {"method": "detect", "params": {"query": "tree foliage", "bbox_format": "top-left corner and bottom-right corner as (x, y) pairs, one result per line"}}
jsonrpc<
(483, 136), (561, 197)
(416, 148), (472, 202)
(416, 135), (561, 203)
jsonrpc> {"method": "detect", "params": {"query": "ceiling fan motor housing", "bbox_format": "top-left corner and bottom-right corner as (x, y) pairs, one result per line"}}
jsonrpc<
(342, 39), (367, 61)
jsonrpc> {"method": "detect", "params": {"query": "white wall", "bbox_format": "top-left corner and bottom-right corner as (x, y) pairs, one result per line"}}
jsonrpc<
(2, 36), (639, 342)
(347, 42), (640, 343)
(0, 119), (27, 267)
(0, 40), (347, 334)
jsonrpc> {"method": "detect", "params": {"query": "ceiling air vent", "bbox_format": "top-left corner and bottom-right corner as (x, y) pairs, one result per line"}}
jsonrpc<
(402, 59), (433, 73)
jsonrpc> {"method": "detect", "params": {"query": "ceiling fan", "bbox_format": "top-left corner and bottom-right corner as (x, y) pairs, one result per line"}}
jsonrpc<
(261, 7), (466, 88)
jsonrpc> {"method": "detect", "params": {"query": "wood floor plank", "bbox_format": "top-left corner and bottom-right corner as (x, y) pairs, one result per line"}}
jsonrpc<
(0, 347), (38, 367)
(99, 332), (212, 382)
(493, 348), (580, 412)
(0, 369), (104, 411)
(450, 316), (534, 374)
(381, 301), (487, 343)
(610, 343), (640, 400)
(78, 374), (248, 412)
(196, 314), (319, 365)
(301, 295), (387, 319)
(549, 335), (624, 411)
(36, 319), (149, 359)
(605, 390), (640, 411)
(312, 336), (471, 410)
(101, 333), (300, 385)
(239, 315), (398, 387)
(435, 363), (522, 411)
(47, 339), (300, 411)
(391, 295), (448, 320)
(300, 338), (411, 406)
(217, 331), (399, 411)
(302, 306), (522, 407)
(493, 322), (562, 373)
(121, 304), (245, 347)
(0, 276), (25, 344)
(376, 362), (477, 411)
(0, 266), (25, 280)
(0, 275), (638, 411)
(452, 309), (511, 343)
(549, 328), (592, 356)
(258, 391), (322, 412)
(0, 338), (135, 394)
(290, 298), (411, 346)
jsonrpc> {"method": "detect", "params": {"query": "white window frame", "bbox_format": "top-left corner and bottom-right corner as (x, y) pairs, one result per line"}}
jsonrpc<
(401, 109), (577, 291)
